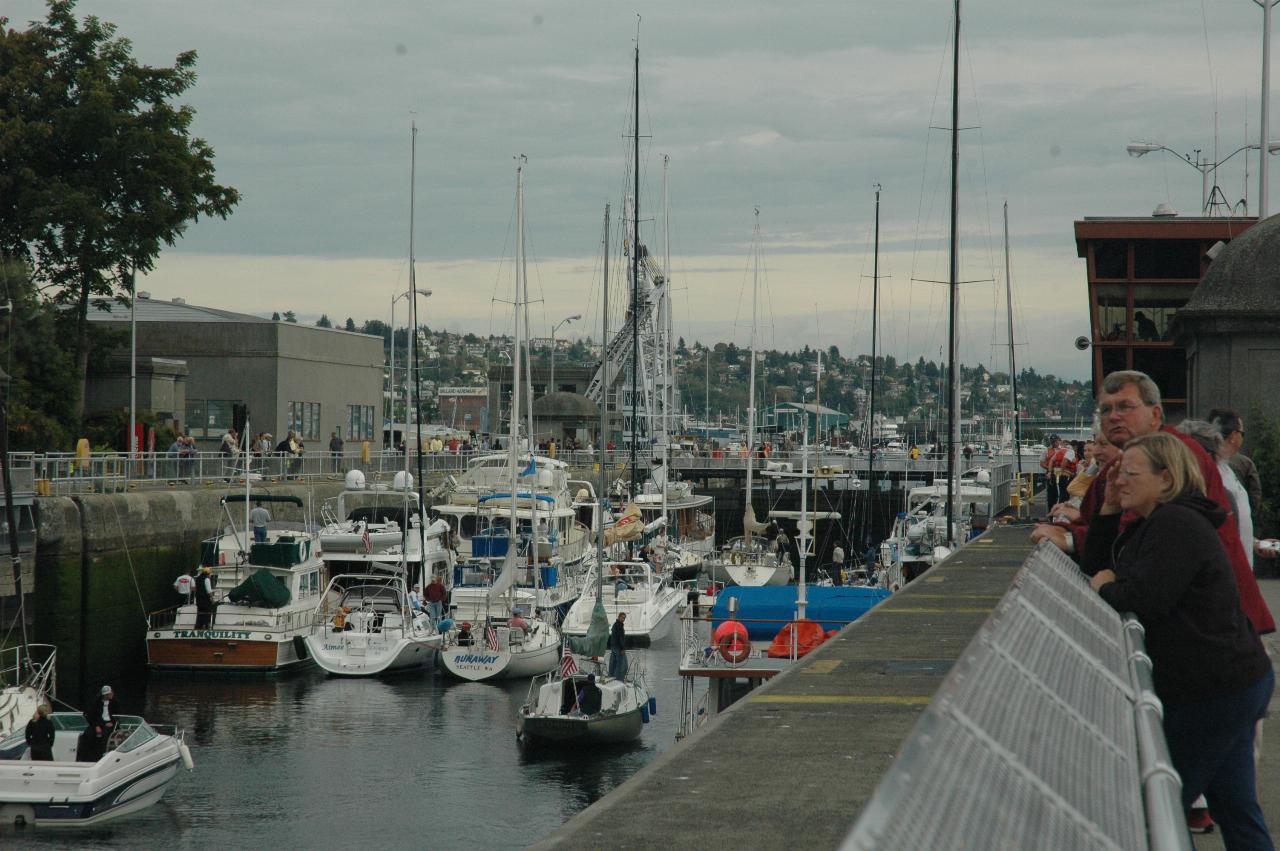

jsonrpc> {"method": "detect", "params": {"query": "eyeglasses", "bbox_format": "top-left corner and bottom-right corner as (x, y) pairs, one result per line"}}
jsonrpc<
(1098, 401), (1151, 416)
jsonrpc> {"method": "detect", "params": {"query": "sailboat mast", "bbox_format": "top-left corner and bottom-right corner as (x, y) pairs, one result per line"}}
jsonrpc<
(409, 122), (428, 578)
(1003, 201), (1022, 477)
(630, 40), (641, 504)
(746, 209), (760, 548)
(869, 185), (880, 542)
(661, 155), (670, 539)
(510, 160), (524, 587)
(598, 204), (610, 598)
(946, 0), (961, 547)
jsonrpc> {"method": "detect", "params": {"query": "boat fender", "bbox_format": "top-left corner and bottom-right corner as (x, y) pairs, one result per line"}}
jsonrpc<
(640, 702), (650, 723)
(180, 742), (195, 771)
(648, 696), (657, 717)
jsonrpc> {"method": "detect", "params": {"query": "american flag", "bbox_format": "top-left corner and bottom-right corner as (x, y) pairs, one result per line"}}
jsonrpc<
(361, 526), (372, 554)
(485, 620), (500, 651)
(559, 643), (579, 678)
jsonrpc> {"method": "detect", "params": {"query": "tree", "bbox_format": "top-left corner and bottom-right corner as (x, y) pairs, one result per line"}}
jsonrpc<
(0, 1), (239, 422)
(271, 311), (281, 321)
(282, 311), (297, 323)
(344, 317), (355, 332)
(315, 314), (332, 328)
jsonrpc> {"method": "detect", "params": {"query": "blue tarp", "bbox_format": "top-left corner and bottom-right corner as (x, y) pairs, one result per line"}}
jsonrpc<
(710, 586), (891, 640)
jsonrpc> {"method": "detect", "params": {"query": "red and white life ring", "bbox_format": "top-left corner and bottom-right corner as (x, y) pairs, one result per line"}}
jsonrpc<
(713, 621), (751, 664)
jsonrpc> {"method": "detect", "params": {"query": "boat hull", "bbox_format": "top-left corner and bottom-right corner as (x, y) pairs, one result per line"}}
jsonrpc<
(516, 707), (644, 746)
(303, 633), (441, 677)
(724, 561), (790, 587)
(439, 640), (560, 681)
(0, 747), (183, 826)
(147, 630), (310, 674)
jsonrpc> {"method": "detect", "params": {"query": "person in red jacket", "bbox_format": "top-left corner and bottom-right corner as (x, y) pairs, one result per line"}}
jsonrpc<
(1032, 370), (1274, 636)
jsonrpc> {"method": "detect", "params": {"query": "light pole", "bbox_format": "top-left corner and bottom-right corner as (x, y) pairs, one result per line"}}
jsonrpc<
(1260, 0), (1279, 216)
(548, 314), (581, 398)
(1126, 141), (1280, 214)
(390, 288), (432, 444)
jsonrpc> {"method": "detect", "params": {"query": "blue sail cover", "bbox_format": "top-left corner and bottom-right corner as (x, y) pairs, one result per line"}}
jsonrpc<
(710, 586), (891, 639)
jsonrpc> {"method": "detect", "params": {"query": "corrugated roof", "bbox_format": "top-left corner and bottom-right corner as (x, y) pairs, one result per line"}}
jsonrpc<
(88, 297), (269, 324)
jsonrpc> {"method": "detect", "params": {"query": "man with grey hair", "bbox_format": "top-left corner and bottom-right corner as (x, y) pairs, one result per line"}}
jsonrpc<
(1032, 370), (1273, 637)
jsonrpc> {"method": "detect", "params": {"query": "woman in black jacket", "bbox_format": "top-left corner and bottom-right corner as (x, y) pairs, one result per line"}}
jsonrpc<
(1083, 432), (1273, 850)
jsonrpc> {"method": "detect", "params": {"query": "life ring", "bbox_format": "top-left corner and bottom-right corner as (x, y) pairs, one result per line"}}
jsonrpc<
(713, 621), (750, 663)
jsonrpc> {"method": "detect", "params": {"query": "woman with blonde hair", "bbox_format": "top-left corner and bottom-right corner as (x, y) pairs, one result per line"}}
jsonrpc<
(1083, 432), (1273, 849)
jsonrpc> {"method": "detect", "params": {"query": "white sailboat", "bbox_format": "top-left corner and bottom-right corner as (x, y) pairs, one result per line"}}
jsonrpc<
(706, 210), (788, 587)
(441, 158), (560, 682)
(304, 573), (441, 676)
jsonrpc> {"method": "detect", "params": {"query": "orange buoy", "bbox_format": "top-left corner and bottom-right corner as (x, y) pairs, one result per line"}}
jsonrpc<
(713, 620), (750, 664)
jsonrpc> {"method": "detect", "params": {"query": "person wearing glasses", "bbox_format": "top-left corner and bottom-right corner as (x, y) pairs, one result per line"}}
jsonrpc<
(1031, 370), (1273, 639)
(1082, 433), (1274, 849)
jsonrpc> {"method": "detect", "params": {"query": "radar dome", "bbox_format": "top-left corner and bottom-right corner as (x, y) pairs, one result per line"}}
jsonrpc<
(344, 469), (366, 490)
(393, 471), (415, 491)
(975, 469), (991, 485)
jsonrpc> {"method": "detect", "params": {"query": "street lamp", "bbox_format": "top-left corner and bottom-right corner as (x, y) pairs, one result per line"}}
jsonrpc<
(390, 287), (432, 443)
(548, 314), (581, 397)
(1126, 141), (1280, 215)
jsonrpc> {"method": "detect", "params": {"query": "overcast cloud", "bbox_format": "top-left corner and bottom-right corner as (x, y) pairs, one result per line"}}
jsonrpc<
(6, 0), (1274, 378)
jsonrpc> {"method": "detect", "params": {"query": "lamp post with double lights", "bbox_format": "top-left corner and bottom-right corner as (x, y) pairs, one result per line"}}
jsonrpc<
(389, 288), (432, 445)
(548, 314), (581, 397)
(1126, 141), (1280, 215)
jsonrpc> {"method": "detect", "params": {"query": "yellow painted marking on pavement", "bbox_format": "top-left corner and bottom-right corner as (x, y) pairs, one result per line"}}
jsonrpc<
(751, 695), (932, 706)
(925, 576), (946, 583)
(801, 660), (842, 675)
(881, 607), (992, 613)
(907, 594), (1002, 600)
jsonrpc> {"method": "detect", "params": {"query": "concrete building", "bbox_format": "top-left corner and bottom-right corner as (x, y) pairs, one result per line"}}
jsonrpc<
(88, 296), (383, 447)
(437, 386), (487, 433)
(1175, 213), (1280, 428)
(1073, 215), (1257, 419)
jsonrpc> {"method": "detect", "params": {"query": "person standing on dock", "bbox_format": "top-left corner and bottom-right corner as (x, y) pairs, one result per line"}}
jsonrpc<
(608, 612), (628, 679)
(1040, 435), (1061, 512)
(249, 501), (271, 544)
(329, 432), (344, 473)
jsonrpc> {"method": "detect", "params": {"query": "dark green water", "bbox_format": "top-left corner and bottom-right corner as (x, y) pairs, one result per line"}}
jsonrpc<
(4, 634), (689, 850)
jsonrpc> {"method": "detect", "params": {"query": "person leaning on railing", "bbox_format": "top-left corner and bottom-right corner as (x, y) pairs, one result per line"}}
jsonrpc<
(1081, 432), (1274, 850)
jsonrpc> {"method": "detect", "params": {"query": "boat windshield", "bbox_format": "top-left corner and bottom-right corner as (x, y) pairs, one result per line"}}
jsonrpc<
(111, 717), (158, 753)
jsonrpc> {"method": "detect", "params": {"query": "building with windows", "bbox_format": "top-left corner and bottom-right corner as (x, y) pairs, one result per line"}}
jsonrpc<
(88, 296), (383, 447)
(1073, 215), (1257, 419)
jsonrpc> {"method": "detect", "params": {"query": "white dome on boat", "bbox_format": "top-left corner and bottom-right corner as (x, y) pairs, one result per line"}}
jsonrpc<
(393, 471), (415, 491)
(975, 469), (991, 485)
(345, 469), (367, 490)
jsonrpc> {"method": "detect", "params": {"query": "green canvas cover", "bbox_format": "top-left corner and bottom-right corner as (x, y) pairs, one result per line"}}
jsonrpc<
(227, 569), (292, 608)
(566, 596), (609, 657)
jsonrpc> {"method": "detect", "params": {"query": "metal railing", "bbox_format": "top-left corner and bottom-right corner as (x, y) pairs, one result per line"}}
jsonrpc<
(843, 542), (1189, 851)
(147, 603), (316, 634)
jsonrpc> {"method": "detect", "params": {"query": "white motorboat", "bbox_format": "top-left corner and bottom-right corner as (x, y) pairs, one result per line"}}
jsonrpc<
(0, 644), (56, 739)
(561, 561), (683, 646)
(318, 475), (453, 581)
(0, 712), (192, 827)
(303, 574), (441, 676)
(146, 495), (325, 674)
(876, 480), (992, 587)
(439, 612), (561, 681)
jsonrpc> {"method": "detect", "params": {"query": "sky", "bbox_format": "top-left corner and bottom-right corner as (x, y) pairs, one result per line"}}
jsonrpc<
(7, 0), (1277, 379)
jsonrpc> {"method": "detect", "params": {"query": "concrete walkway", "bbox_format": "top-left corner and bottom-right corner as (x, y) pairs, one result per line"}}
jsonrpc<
(535, 524), (1033, 849)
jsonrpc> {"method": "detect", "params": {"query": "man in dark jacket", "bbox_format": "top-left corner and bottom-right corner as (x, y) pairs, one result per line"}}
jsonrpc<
(195, 566), (216, 629)
(77, 685), (120, 762)
(607, 612), (628, 679)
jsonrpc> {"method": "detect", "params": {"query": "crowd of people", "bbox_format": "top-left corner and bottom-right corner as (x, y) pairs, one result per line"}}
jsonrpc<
(1032, 369), (1276, 848)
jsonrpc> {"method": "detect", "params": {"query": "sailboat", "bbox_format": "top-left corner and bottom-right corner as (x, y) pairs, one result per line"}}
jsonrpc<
(518, 72), (653, 743)
(705, 210), (788, 587)
(440, 158), (561, 682)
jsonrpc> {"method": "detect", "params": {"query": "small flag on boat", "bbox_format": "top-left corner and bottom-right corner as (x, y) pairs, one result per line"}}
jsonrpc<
(559, 643), (579, 678)
(485, 620), (500, 651)
(520, 456), (537, 478)
(362, 527), (372, 554)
